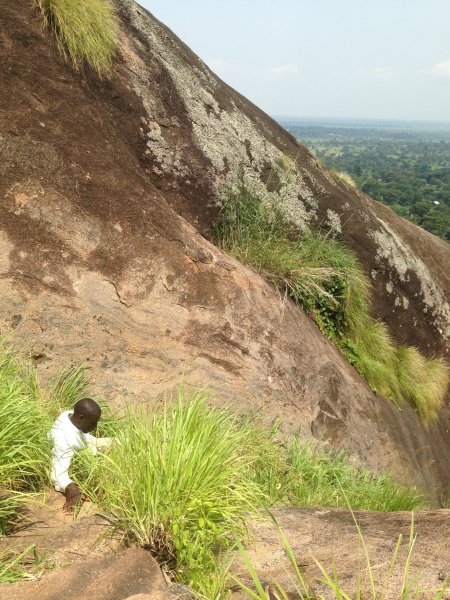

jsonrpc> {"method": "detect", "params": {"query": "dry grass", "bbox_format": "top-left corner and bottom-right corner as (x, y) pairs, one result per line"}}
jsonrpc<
(36, 0), (117, 75)
(332, 170), (358, 187)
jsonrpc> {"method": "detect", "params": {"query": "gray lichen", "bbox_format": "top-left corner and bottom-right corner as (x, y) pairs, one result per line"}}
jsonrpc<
(118, 0), (450, 349)
(119, 0), (319, 230)
(370, 219), (450, 340)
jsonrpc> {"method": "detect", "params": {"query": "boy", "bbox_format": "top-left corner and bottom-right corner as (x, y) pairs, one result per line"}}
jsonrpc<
(49, 397), (109, 513)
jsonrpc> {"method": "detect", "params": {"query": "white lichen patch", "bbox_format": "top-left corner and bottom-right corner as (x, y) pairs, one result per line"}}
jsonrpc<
(6, 181), (102, 260)
(370, 219), (450, 340)
(0, 231), (12, 273)
(120, 0), (319, 230)
(326, 209), (342, 234)
(386, 281), (394, 294)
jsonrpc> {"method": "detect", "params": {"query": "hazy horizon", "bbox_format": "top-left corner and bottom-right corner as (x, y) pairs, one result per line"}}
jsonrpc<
(138, 0), (450, 123)
(274, 116), (450, 129)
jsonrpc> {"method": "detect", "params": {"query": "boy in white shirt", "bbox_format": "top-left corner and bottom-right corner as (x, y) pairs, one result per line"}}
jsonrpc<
(49, 397), (109, 513)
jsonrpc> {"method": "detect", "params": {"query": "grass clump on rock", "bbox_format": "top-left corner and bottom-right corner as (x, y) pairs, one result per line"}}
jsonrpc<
(74, 391), (422, 597)
(0, 348), (53, 536)
(36, 0), (117, 75)
(212, 188), (449, 422)
(0, 345), (424, 596)
(0, 345), (94, 536)
(75, 391), (266, 595)
(286, 440), (421, 511)
(243, 425), (422, 512)
(212, 185), (371, 342)
(331, 169), (358, 188)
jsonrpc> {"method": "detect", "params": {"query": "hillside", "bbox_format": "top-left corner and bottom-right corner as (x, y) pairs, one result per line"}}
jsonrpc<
(282, 119), (450, 242)
(0, 0), (449, 504)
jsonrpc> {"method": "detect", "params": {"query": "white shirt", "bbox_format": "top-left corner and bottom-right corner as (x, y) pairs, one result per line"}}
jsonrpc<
(49, 410), (98, 492)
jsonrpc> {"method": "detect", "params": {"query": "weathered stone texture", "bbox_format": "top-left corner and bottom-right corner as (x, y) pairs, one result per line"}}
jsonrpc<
(0, 0), (449, 501)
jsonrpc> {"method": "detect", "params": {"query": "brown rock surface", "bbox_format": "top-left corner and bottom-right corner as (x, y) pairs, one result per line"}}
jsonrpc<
(0, 0), (449, 500)
(114, 0), (450, 359)
(0, 490), (120, 564)
(231, 508), (450, 599)
(0, 492), (189, 600)
(0, 547), (169, 600)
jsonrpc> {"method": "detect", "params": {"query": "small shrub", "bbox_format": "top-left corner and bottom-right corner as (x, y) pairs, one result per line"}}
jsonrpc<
(76, 391), (266, 596)
(331, 170), (358, 188)
(36, 0), (117, 75)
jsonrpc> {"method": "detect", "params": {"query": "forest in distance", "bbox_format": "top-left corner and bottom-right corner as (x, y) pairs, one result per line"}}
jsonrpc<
(278, 118), (450, 242)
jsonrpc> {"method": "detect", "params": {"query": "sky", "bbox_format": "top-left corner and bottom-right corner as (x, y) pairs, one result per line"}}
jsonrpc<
(137, 0), (450, 122)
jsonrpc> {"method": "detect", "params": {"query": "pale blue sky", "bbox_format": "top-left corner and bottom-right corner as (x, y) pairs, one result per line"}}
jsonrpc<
(138, 1), (450, 122)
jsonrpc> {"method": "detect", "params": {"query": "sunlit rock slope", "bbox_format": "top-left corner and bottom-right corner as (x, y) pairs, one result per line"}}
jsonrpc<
(0, 0), (449, 499)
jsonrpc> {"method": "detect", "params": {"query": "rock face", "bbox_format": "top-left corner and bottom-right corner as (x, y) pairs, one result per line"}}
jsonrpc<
(0, 0), (449, 498)
(0, 492), (180, 600)
(114, 0), (450, 359)
(231, 507), (450, 600)
(0, 547), (172, 600)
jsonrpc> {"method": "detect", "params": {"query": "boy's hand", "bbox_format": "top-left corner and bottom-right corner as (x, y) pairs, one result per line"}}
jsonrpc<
(96, 437), (112, 450)
(63, 482), (83, 514)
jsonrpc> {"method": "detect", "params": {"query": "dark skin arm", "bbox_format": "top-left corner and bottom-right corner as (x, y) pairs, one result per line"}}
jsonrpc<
(63, 482), (83, 514)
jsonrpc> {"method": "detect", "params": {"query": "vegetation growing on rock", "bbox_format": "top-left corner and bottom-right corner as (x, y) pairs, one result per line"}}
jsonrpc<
(36, 0), (117, 75)
(235, 513), (450, 600)
(74, 393), (421, 595)
(212, 187), (449, 422)
(331, 169), (357, 188)
(0, 349), (111, 539)
(0, 346), (422, 595)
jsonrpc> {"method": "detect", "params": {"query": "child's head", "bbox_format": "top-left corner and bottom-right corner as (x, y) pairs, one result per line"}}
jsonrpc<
(72, 398), (101, 433)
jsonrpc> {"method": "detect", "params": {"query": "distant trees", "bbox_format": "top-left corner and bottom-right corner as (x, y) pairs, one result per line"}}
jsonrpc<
(287, 124), (450, 242)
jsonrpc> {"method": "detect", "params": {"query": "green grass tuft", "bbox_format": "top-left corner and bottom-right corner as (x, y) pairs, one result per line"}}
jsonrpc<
(286, 440), (422, 511)
(0, 545), (38, 583)
(0, 355), (52, 495)
(36, 0), (117, 75)
(213, 189), (449, 422)
(75, 390), (266, 595)
(0, 344), (93, 534)
(392, 347), (450, 422)
(343, 321), (398, 399)
(0, 345), (432, 596)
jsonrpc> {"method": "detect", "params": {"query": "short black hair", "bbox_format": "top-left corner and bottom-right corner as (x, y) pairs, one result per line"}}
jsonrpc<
(73, 397), (101, 417)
